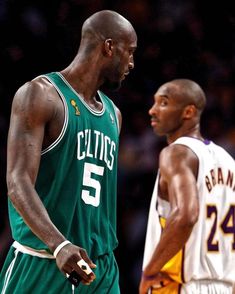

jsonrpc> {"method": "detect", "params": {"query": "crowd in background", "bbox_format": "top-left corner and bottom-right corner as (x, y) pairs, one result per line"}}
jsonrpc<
(1, 1), (235, 293)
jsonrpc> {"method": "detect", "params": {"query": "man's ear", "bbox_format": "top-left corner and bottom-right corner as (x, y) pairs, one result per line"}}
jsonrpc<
(103, 39), (114, 57)
(183, 104), (197, 119)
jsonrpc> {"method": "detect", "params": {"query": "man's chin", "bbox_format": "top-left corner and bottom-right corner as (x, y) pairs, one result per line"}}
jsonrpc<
(153, 128), (165, 136)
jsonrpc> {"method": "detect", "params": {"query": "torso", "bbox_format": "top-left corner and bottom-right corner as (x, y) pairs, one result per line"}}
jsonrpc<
(158, 176), (169, 201)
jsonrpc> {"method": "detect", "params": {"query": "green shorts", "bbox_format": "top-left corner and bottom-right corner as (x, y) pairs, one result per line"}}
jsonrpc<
(0, 246), (120, 294)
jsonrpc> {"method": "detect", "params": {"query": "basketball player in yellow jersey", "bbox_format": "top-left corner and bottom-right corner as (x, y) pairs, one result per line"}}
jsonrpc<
(139, 79), (235, 294)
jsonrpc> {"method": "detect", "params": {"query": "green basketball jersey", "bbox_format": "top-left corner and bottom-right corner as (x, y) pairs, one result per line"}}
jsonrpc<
(8, 72), (119, 259)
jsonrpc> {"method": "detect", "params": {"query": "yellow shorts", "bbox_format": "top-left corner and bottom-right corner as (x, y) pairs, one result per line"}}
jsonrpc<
(151, 281), (180, 294)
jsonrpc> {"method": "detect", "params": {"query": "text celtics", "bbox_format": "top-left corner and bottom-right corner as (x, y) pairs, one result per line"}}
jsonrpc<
(205, 167), (235, 192)
(77, 129), (116, 170)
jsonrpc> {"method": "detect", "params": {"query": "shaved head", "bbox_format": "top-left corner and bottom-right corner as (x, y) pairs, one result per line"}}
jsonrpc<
(81, 10), (136, 44)
(166, 79), (206, 113)
(66, 10), (137, 92)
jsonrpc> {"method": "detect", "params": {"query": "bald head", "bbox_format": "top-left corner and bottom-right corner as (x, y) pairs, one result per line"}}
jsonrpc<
(81, 10), (136, 44)
(67, 10), (137, 92)
(164, 79), (206, 113)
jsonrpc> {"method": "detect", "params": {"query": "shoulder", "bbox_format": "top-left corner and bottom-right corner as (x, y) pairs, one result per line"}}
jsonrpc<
(160, 143), (197, 160)
(14, 76), (56, 104)
(160, 143), (199, 176)
(12, 76), (59, 123)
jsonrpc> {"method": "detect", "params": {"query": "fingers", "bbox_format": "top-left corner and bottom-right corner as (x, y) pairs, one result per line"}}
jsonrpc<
(139, 279), (151, 294)
(61, 258), (95, 285)
(56, 244), (97, 286)
(77, 259), (92, 275)
(62, 264), (73, 276)
(72, 259), (96, 284)
(80, 249), (97, 269)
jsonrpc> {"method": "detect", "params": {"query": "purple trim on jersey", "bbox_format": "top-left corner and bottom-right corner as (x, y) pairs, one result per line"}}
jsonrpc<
(181, 136), (211, 145)
(203, 139), (211, 145)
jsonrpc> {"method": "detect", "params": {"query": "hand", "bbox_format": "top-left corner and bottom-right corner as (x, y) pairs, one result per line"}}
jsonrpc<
(139, 272), (172, 294)
(55, 243), (96, 285)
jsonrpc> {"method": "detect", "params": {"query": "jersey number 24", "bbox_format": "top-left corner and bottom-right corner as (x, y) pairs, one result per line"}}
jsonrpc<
(207, 204), (235, 251)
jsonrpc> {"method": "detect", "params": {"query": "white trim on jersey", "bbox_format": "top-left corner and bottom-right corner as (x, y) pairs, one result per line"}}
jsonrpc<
(1, 249), (19, 294)
(39, 74), (69, 155)
(57, 72), (106, 116)
(1, 242), (55, 294)
(110, 100), (120, 134)
(12, 241), (54, 259)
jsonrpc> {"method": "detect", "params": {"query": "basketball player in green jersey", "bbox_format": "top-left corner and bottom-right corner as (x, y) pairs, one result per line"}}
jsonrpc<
(0, 10), (137, 294)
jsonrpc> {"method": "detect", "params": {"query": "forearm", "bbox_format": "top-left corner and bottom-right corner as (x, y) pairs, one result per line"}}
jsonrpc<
(8, 176), (66, 252)
(144, 215), (193, 276)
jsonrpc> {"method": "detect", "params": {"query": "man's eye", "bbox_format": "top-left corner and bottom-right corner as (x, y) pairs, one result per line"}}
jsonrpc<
(160, 101), (167, 106)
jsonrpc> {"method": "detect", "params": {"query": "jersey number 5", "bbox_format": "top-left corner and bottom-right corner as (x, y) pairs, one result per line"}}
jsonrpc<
(81, 162), (104, 207)
(207, 204), (235, 251)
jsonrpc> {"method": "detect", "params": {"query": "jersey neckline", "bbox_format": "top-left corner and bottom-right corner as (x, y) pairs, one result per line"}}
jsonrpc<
(178, 136), (211, 145)
(57, 72), (106, 116)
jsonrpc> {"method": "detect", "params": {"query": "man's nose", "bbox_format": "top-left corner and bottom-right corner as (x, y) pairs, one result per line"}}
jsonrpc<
(129, 56), (134, 70)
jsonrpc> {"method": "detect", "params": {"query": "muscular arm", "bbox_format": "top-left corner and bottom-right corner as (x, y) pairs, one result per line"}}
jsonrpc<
(7, 79), (66, 252)
(143, 144), (199, 276)
(7, 79), (96, 283)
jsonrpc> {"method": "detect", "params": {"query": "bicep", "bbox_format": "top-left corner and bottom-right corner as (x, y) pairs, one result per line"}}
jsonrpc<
(7, 112), (44, 184)
(7, 82), (53, 185)
(160, 146), (199, 215)
(168, 169), (198, 210)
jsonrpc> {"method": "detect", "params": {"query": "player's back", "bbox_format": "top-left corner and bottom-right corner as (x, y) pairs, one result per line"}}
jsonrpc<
(173, 137), (235, 284)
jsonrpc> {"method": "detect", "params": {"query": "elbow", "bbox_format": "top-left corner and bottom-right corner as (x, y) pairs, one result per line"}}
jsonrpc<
(7, 172), (26, 203)
(174, 206), (199, 231)
(6, 174), (28, 213)
(185, 211), (198, 228)
(7, 174), (18, 202)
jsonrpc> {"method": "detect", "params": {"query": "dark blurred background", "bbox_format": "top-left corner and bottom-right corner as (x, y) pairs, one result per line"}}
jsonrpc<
(1, 0), (235, 293)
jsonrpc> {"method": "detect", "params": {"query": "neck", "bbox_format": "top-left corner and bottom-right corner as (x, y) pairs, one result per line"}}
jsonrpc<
(60, 53), (104, 102)
(167, 123), (203, 144)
